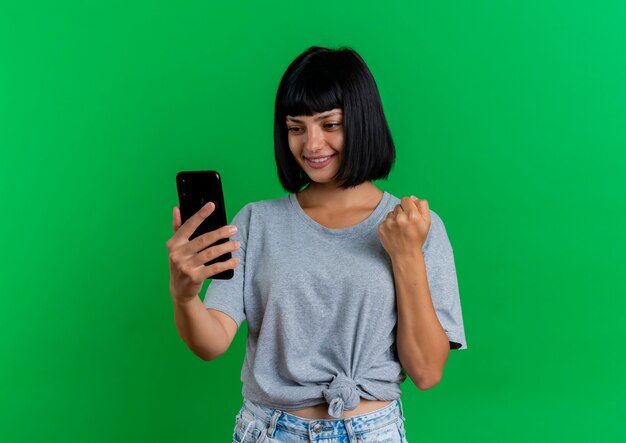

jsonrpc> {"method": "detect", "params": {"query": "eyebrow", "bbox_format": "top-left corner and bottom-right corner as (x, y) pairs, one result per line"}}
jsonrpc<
(286, 111), (342, 123)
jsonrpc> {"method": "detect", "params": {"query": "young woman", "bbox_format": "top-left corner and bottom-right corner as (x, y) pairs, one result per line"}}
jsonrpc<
(167, 46), (467, 443)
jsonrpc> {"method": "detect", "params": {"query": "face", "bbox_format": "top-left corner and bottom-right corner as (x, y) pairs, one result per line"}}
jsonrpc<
(286, 107), (344, 186)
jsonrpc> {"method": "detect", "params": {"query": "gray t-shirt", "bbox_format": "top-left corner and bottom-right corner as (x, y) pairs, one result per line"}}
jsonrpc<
(203, 191), (467, 418)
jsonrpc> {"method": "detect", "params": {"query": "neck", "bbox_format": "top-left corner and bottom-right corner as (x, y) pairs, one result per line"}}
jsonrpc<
(296, 181), (383, 210)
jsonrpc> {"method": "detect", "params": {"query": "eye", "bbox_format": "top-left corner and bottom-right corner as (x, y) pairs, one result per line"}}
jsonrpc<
(325, 122), (341, 129)
(288, 127), (302, 133)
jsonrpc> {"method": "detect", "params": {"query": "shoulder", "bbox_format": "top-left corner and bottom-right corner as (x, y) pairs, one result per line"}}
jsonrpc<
(232, 194), (291, 224)
(238, 194), (290, 214)
(229, 195), (291, 244)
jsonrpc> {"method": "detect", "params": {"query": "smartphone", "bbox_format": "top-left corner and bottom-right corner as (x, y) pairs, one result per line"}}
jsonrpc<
(176, 170), (234, 280)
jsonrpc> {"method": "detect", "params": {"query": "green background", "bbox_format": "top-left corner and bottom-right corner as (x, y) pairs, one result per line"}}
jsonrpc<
(2, 1), (625, 441)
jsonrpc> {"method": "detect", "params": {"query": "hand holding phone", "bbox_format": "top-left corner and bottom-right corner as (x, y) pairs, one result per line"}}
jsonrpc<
(166, 170), (240, 304)
(167, 202), (241, 304)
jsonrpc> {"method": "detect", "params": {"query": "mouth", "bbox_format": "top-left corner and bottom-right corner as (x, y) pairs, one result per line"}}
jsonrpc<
(304, 154), (336, 169)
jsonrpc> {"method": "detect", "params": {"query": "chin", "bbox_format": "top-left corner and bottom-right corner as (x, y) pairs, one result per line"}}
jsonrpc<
(307, 175), (341, 186)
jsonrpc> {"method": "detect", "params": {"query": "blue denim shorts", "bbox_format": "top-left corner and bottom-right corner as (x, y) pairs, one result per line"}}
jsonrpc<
(232, 398), (408, 442)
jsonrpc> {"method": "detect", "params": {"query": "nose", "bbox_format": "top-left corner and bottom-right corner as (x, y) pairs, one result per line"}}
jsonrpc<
(304, 125), (326, 152)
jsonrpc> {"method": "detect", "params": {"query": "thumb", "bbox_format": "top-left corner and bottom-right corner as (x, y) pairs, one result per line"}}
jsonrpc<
(172, 206), (182, 232)
(418, 199), (430, 220)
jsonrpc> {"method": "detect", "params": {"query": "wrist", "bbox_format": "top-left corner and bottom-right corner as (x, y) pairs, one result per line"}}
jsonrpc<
(171, 293), (199, 308)
(390, 251), (424, 266)
(390, 252), (425, 274)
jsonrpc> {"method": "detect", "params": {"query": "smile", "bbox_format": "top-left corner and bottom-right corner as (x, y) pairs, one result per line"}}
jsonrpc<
(305, 154), (336, 169)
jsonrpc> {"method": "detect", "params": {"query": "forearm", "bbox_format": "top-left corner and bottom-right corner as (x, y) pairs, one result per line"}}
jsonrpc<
(172, 295), (229, 361)
(393, 253), (450, 389)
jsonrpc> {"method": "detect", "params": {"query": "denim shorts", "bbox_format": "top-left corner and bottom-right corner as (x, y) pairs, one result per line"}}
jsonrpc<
(232, 398), (408, 442)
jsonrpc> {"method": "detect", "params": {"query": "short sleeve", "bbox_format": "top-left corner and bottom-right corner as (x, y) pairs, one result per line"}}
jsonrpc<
(423, 211), (468, 350)
(202, 203), (252, 329)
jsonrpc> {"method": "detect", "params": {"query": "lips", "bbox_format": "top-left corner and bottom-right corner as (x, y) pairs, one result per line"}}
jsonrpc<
(304, 154), (336, 169)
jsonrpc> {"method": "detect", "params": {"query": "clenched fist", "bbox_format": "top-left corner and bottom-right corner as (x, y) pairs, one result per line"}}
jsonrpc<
(378, 196), (431, 261)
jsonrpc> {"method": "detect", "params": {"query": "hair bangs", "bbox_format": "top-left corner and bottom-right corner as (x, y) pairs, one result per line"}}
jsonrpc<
(279, 67), (343, 118)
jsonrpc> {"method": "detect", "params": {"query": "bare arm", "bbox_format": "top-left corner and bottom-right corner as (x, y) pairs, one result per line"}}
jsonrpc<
(378, 196), (449, 390)
(393, 254), (450, 390)
(172, 295), (238, 361)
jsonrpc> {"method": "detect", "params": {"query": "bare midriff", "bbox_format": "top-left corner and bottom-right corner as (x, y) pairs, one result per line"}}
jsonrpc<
(285, 398), (392, 419)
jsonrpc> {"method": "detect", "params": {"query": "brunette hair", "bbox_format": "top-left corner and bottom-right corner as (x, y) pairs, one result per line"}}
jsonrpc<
(274, 46), (396, 192)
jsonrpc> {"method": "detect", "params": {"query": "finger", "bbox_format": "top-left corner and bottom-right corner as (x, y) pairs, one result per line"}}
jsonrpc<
(400, 196), (419, 214)
(172, 206), (182, 233)
(202, 257), (241, 280)
(393, 204), (403, 217)
(176, 202), (215, 240)
(417, 199), (430, 221)
(186, 224), (238, 256)
(196, 239), (241, 266)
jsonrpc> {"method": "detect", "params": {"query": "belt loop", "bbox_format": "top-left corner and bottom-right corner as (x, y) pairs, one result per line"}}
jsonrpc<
(343, 417), (358, 443)
(266, 409), (281, 438)
(397, 398), (406, 422)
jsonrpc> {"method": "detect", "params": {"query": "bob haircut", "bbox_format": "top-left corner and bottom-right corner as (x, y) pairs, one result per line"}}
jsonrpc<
(274, 46), (396, 193)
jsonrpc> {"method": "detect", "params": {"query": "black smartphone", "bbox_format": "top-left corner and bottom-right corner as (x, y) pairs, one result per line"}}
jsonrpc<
(176, 170), (234, 280)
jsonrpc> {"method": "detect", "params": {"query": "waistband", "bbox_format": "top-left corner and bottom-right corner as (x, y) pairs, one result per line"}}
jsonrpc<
(242, 398), (406, 439)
